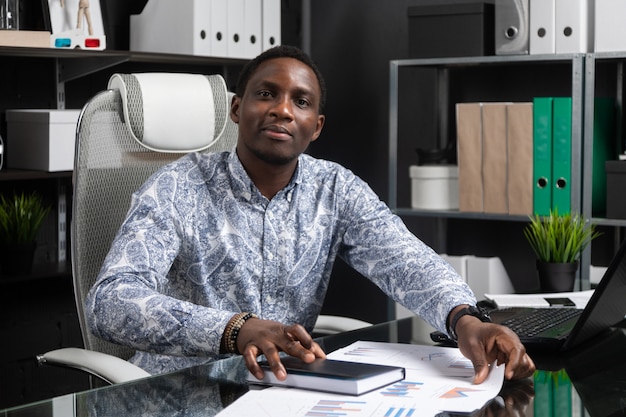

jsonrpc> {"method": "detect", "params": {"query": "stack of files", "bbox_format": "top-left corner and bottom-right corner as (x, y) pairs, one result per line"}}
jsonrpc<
(459, 97), (613, 217)
(532, 97), (614, 216)
(529, 0), (594, 54)
(130, 0), (281, 58)
(532, 97), (572, 216)
(456, 102), (534, 215)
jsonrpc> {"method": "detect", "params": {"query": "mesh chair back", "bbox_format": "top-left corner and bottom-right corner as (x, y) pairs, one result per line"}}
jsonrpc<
(72, 78), (237, 360)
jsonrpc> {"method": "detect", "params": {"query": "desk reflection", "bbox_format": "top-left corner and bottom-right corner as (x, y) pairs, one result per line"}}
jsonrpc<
(78, 357), (249, 417)
(5, 317), (626, 417)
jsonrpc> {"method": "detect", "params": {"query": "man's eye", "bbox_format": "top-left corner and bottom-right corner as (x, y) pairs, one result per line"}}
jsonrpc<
(258, 91), (272, 98)
(297, 99), (310, 107)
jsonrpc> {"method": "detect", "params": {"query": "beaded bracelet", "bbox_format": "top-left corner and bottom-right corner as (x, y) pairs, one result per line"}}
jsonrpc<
(221, 312), (258, 354)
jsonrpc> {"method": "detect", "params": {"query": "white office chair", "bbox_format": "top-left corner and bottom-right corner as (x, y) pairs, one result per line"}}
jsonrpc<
(38, 72), (371, 384)
(37, 72), (236, 384)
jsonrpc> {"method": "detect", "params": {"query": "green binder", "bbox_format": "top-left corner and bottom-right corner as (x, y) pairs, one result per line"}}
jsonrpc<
(592, 98), (616, 216)
(533, 97), (553, 216)
(552, 97), (572, 214)
(552, 370), (573, 417)
(533, 370), (554, 417)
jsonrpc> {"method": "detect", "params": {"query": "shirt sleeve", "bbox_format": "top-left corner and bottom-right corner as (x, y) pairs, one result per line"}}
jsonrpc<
(337, 175), (476, 334)
(85, 170), (234, 358)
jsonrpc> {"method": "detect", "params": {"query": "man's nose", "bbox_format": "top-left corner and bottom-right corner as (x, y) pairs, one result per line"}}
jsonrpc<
(270, 97), (294, 119)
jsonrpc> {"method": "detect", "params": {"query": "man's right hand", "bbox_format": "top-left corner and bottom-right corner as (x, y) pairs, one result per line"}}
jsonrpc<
(237, 318), (326, 381)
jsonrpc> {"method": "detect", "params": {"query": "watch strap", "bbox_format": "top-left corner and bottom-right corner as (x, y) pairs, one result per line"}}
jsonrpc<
(447, 306), (491, 342)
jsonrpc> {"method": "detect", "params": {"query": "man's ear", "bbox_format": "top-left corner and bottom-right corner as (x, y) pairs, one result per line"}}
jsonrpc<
(230, 95), (241, 124)
(310, 114), (326, 142)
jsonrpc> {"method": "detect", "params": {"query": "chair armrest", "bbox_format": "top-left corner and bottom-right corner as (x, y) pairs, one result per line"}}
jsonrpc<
(37, 348), (150, 384)
(313, 315), (372, 335)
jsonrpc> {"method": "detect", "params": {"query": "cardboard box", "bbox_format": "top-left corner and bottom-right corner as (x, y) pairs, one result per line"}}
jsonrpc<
(408, 2), (495, 58)
(606, 160), (626, 219)
(410, 165), (459, 210)
(6, 110), (80, 172)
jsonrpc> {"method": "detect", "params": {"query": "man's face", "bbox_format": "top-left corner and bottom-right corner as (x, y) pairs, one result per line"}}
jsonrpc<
(231, 57), (325, 166)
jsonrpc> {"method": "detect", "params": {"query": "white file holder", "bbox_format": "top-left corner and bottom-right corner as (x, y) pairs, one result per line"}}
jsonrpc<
(130, 0), (214, 57)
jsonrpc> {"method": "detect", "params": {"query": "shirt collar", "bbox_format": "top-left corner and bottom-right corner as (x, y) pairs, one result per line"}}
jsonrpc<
(226, 151), (304, 202)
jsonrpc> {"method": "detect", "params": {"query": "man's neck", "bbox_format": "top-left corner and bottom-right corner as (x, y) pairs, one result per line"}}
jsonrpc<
(237, 152), (298, 200)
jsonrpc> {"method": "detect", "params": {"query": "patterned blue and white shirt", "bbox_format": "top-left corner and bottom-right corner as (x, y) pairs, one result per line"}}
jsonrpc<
(86, 151), (475, 374)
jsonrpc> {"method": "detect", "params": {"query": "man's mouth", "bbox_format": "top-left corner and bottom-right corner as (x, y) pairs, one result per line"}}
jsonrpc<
(263, 125), (292, 140)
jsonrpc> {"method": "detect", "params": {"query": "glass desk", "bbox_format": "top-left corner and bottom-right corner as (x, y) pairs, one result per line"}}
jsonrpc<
(2, 316), (626, 417)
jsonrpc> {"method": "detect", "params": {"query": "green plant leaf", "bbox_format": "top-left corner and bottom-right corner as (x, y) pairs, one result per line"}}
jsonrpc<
(523, 209), (601, 263)
(0, 192), (51, 244)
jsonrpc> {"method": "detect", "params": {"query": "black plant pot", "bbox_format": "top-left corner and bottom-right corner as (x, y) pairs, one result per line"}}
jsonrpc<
(0, 241), (36, 277)
(536, 260), (579, 293)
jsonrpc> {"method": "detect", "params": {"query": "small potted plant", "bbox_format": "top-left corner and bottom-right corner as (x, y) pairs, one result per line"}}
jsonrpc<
(524, 209), (601, 292)
(0, 191), (51, 276)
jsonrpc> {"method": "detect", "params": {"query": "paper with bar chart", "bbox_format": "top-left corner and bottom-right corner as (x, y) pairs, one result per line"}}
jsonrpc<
(217, 341), (504, 416)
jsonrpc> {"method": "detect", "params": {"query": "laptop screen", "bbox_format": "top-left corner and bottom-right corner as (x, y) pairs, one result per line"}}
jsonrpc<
(563, 238), (626, 350)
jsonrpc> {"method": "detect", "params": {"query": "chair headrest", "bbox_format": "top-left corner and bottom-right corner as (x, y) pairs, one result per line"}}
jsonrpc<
(108, 73), (229, 153)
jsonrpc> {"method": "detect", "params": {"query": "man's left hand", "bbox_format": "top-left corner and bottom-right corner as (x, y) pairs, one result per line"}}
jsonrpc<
(455, 316), (536, 384)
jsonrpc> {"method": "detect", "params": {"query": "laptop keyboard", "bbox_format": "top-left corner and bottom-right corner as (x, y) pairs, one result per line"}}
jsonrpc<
(500, 308), (583, 337)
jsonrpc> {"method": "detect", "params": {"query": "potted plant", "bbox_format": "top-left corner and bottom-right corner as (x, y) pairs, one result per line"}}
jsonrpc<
(0, 191), (51, 276)
(524, 209), (601, 292)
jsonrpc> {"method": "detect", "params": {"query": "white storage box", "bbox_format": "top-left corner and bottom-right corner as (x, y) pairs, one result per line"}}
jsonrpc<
(409, 165), (459, 210)
(6, 109), (80, 172)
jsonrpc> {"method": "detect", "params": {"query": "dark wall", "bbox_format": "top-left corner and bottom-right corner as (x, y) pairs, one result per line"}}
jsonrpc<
(309, 1), (443, 323)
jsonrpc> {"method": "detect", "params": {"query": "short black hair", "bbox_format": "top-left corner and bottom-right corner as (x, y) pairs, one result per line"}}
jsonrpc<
(235, 45), (327, 114)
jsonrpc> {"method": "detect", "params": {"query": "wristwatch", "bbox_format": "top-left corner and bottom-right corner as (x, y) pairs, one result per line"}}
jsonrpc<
(447, 306), (492, 342)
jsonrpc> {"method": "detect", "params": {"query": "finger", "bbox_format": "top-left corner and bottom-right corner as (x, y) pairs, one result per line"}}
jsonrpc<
(285, 324), (314, 349)
(472, 360), (491, 385)
(505, 353), (535, 380)
(259, 345), (288, 381)
(309, 341), (327, 359)
(242, 345), (265, 380)
(282, 324), (319, 362)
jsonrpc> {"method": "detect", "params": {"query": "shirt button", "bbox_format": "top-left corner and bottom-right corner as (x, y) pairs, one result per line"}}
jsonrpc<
(267, 252), (274, 260)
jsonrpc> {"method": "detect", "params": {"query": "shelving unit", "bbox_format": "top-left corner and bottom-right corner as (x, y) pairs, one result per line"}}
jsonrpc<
(388, 54), (594, 289)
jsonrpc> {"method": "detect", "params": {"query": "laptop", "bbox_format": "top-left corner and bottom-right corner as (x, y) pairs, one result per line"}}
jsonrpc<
(487, 238), (626, 352)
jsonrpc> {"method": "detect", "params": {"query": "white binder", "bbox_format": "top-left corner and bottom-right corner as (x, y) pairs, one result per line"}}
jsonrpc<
(193, 0), (212, 56)
(228, 0), (247, 58)
(244, 0), (263, 58)
(594, 0), (626, 53)
(262, 0), (282, 51)
(210, 0), (229, 58)
(555, 0), (594, 53)
(529, 0), (556, 54)
(130, 0), (212, 56)
(495, 0), (529, 55)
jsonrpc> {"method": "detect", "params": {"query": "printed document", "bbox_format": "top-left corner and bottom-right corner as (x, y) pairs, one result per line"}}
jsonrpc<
(218, 341), (504, 416)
